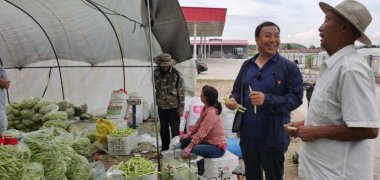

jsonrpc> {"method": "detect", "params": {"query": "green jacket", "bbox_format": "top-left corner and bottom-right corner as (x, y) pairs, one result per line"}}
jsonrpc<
(154, 67), (185, 114)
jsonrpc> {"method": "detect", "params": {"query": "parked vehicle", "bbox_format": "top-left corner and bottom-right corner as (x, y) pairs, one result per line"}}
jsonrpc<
(195, 59), (208, 74)
(233, 47), (244, 59)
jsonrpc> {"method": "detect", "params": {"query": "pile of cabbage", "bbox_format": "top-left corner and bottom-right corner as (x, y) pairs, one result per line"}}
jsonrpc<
(0, 128), (92, 180)
(6, 98), (93, 132)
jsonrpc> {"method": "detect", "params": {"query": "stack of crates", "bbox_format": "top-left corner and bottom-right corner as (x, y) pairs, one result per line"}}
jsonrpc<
(107, 130), (138, 155)
(204, 150), (239, 180)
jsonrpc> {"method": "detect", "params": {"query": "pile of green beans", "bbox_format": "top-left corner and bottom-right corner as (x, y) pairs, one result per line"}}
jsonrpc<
(110, 128), (136, 137)
(119, 156), (157, 177)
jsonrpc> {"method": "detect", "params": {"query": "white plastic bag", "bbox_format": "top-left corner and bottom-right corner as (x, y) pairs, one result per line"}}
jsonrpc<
(169, 135), (181, 150)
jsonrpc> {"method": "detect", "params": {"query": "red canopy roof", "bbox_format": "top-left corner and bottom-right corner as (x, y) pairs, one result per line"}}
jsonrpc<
(190, 40), (248, 46)
(181, 7), (227, 37)
(181, 7), (227, 22)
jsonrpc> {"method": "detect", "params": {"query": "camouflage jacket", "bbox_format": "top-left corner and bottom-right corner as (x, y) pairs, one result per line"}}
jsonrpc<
(154, 67), (185, 113)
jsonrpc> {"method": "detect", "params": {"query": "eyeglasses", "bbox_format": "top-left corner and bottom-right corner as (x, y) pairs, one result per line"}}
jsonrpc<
(255, 71), (262, 80)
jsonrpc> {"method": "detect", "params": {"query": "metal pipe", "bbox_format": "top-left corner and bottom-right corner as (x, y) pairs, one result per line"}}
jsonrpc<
(146, 0), (161, 171)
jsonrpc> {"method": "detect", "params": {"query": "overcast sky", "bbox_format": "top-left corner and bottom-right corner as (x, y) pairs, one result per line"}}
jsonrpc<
(178, 0), (380, 47)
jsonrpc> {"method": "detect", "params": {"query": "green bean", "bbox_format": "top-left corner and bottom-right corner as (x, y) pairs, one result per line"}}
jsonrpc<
(118, 157), (157, 178)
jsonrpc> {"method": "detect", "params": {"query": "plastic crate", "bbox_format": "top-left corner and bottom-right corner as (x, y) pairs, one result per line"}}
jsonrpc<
(107, 131), (138, 155)
(204, 150), (239, 180)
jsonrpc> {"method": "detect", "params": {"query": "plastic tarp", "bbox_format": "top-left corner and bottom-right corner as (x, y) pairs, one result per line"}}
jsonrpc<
(149, 0), (192, 62)
(0, 0), (195, 117)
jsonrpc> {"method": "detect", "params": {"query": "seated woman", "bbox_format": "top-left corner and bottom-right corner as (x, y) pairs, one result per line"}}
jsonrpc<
(181, 85), (226, 175)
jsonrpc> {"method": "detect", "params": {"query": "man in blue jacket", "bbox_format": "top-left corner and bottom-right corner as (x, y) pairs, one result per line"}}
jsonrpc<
(226, 21), (303, 180)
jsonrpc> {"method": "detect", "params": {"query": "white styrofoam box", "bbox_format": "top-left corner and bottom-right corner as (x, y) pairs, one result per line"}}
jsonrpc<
(221, 106), (238, 138)
(204, 150), (239, 180)
(110, 91), (128, 101)
(179, 96), (193, 134)
(187, 97), (204, 132)
(107, 131), (138, 156)
(106, 102), (127, 121)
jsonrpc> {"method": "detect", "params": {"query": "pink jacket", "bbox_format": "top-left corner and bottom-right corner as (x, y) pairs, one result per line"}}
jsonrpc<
(188, 107), (226, 150)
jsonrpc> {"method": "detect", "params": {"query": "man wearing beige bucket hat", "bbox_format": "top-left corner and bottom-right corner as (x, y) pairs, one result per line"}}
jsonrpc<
(153, 53), (185, 151)
(285, 0), (379, 179)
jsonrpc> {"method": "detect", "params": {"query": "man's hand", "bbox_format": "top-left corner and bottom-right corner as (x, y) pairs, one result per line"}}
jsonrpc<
(249, 91), (265, 105)
(225, 98), (239, 110)
(297, 126), (320, 142)
(284, 120), (305, 138)
(0, 77), (10, 89)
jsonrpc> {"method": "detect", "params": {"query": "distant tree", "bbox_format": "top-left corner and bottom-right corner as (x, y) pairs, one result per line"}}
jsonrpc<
(306, 55), (313, 69)
(309, 45), (316, 49)
(248, 44), (256, 49)
(286, 43), (292, 50)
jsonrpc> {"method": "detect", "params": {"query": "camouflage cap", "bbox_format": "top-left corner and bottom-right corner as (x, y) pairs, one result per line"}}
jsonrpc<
(154, 53), (176, 66)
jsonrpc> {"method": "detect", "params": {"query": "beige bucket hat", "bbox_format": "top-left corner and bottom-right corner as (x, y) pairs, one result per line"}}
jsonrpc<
(154, 53), (176, 66)
(319, 0), (372, 45)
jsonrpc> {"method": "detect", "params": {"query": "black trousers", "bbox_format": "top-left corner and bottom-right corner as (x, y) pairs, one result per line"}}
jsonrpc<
(240, 135), (286, 180)
(158, 108), (180, 151)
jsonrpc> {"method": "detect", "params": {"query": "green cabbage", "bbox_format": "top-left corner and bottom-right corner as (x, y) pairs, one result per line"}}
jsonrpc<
(6, 105), (20, 116)
(33, 101), (53, 111)
(19, 98), (40, 110)
(39, 104), (59, 115)
(41, 111), (68, 123)
(9, 102), (21, 110)
(43, 119), (70, 130)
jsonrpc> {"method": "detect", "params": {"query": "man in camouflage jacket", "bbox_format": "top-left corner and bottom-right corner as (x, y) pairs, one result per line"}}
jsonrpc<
(154, 53), (185, 151)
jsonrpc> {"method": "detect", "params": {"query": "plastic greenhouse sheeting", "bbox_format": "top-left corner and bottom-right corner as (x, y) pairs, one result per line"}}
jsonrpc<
(0, 0), (195, 117)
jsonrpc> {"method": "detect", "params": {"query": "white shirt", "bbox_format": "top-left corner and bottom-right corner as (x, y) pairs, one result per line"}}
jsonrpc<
(299, 45), (380, 180)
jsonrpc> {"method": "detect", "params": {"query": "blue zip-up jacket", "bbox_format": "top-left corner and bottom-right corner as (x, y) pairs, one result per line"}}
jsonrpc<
(230, 53), (303, 150)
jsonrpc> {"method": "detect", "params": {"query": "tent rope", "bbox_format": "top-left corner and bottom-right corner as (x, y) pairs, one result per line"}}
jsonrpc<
(4, 0), (65, 100)
(84, 0), (126, 90)
(42, 68), (52, 99)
